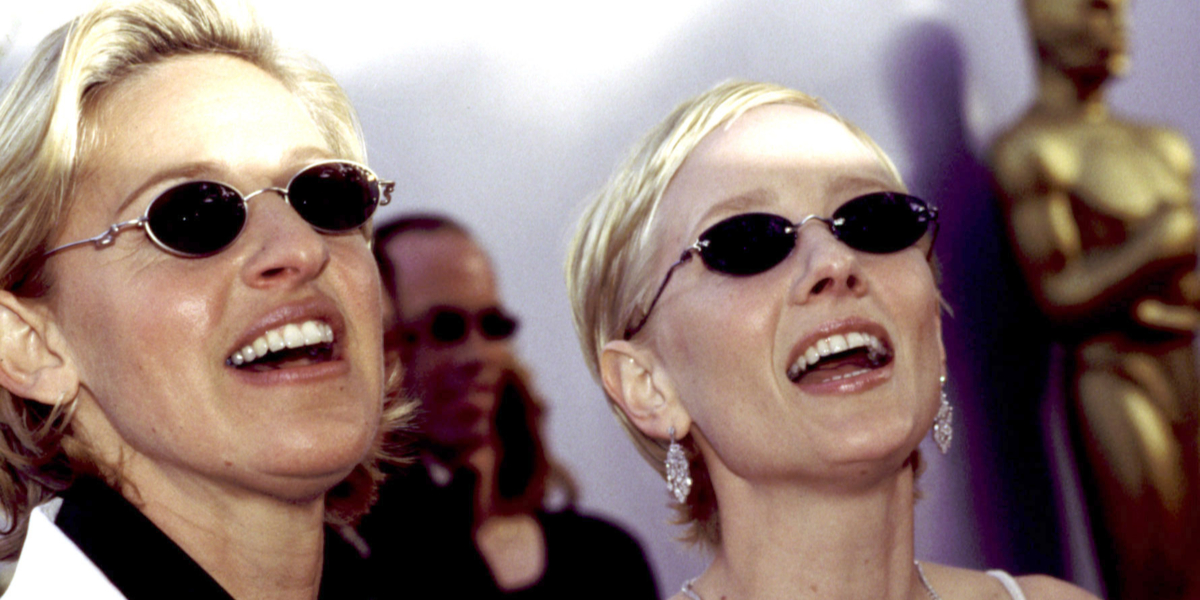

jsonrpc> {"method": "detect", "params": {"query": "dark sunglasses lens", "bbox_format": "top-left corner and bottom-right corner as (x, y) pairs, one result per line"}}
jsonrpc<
(480, 310), (518, 340)
(698, 213), (796, 275)
(146, 182), (246, 256)
(833, 192), (932, 253)
(288, 162), (379, 232)
(429, 311), (469, 344)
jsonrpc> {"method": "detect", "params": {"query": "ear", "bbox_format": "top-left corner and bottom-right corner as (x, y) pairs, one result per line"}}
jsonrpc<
(0, 290), (78, 406)
(599, 339), (690, 441)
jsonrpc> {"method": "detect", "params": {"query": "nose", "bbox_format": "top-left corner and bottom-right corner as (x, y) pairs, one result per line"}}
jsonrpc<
(788, 223), (867, 304)
(238, 192), (330, 289)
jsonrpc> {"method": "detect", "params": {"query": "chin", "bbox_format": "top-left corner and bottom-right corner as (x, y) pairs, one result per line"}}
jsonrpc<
(819, 423), (923, 469)
(245, 458), (367, 505)
(248, 424), (379, 493)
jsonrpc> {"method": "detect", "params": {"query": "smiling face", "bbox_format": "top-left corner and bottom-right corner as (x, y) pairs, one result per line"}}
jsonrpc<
(44, 54), (385, 502)
(385, 229), (515, 461)
(642, 104), (943, 487)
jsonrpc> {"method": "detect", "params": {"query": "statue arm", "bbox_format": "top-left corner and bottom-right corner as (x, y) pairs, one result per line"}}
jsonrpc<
(1132, 126), (1200, 332)
(994, 136), (1196, 324)
(1038, 202), (1195, 311)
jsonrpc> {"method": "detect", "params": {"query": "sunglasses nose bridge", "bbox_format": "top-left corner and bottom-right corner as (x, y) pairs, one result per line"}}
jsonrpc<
(242, 185), (288, 204)
(794, 214), (835, 232)
(790, 214), (839, 252)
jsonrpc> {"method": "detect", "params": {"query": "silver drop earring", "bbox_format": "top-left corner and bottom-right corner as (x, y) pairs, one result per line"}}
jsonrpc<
(665, 426), (692, 503)
(933, 375), (953, 454)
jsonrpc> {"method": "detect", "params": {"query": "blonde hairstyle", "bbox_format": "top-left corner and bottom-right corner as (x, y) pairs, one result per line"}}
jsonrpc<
(565, 80), (906, 546)
(0, 0), (411, 559)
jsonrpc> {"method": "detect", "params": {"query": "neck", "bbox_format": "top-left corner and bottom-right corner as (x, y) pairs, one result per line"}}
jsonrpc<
(1034, 63), (1110, 121)
(467, 444), (499, 522)
(125, 469), (328, 600)
(696, 460), (925, 600)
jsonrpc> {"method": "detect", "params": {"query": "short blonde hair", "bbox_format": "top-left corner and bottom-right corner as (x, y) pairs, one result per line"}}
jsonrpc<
(565, 80), (905, 545)
(0, 0), (409, 559)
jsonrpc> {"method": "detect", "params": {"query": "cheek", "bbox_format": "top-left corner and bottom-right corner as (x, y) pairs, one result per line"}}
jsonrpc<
(662, 272), (777, 355)
(60, 263), (221, 390)
(656, 275), (779, 417)
(883, 259), (943, 393)
(336, 242), (383, 324)
(52, 263), (228, 460)
(333, 242), (386, 380)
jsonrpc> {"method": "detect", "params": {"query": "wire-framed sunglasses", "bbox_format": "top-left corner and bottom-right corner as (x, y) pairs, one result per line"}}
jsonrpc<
(398, 306), (520, 347)
(624, 191), (938, 339)
(44, 160), (395, 258)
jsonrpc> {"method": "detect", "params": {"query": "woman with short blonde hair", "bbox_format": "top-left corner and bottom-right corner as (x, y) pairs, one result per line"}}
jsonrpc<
(567, 80), (1096, 599)
(0, 1), (409, 597)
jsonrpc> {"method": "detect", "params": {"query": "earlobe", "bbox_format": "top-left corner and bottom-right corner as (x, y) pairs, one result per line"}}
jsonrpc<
(0, 291), (78, 406)
(599, 340), (689, 440)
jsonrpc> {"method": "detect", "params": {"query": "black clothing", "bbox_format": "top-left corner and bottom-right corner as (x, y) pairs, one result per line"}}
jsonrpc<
(358, 466), (659, 599)
(56, 477), (376, 600)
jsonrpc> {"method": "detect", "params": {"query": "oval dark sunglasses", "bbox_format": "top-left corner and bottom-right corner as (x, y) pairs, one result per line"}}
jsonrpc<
(623, 191), (938, 339)
(399, 306), (520, 347)
(44, 160), (394, 258)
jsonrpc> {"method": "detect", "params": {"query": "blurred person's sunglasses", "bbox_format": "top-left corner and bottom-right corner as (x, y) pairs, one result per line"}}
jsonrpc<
(45, 160), (394, 258)
(400, 306), (520, 346)
(625, 191), (938, 339)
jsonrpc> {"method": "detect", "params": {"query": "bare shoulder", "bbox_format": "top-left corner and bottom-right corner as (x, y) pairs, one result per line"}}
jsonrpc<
(918, 563), (1098, 600)
(920, 563), (1008, 599)
(1015, 574), (1102, 600)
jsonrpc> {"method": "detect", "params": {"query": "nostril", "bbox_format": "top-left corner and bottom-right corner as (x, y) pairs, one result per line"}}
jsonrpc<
(847, 274), (859, 289)
(811, 278), (832, 295)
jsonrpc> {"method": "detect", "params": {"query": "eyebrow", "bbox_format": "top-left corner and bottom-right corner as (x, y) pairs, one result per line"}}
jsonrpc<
(113, 145), (334, 215)
(693, 173), (896, 230)
(694, 188), (777, 227)
(822, 173), (896, 200)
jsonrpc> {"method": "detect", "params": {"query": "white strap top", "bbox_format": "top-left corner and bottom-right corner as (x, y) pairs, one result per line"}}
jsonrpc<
(681, 569), (1028, 600)
(987, 569), (1028, 600)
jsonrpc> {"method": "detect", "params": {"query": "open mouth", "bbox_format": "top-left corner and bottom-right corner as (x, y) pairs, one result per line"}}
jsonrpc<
(787, 331), (893, 385)
(227, 320), (336, 372)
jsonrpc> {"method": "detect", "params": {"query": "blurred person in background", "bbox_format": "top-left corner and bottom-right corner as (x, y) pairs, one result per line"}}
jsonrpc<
(361, 214), (658, 599)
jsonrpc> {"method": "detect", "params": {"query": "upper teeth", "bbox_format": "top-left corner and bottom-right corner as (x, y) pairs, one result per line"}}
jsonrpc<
(787, 331), (886, 381)
(229, 320), (334, 366)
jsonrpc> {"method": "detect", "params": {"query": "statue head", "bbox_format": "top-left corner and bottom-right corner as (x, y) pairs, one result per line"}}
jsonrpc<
(1023, 0), (1130, 80)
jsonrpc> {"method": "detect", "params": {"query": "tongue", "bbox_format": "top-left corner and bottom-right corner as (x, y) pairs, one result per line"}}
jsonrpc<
(798, 362), (871, 385)
(794, 349), (883, 385)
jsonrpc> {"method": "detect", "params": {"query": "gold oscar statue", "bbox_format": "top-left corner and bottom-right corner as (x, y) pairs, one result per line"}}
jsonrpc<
(989, 1), (1200, 598)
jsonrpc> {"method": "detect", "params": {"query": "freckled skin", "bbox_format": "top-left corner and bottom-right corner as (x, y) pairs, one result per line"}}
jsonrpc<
(46, 54), (384, 503)
(646, 105), (944, 487)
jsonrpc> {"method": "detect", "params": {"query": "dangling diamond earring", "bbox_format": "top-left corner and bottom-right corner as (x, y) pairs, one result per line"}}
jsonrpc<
(665, 426), (692, 503)
(933, 375), (953, 454)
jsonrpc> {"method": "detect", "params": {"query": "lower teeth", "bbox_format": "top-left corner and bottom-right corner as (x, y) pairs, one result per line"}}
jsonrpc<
(828, 368), (870, 382)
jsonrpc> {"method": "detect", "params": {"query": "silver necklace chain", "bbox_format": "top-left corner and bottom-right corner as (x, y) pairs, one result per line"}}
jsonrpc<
(915, 560), (943, 600)
(680, 561), (942, 600)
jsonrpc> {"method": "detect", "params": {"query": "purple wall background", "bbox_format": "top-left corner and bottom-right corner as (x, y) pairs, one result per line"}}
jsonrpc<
(5, 2), (1198, 596)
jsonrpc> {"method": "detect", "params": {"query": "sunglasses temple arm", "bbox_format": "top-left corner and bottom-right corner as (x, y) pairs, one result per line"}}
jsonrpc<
(623, 250), (695, 340)
(925, 219), (941, 260)
(43, 219), (146, 257)
(380, 181), (396, 206)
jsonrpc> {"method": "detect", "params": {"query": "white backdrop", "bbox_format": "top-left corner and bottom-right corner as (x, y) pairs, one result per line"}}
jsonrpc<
(4, 2), (1198, 597)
